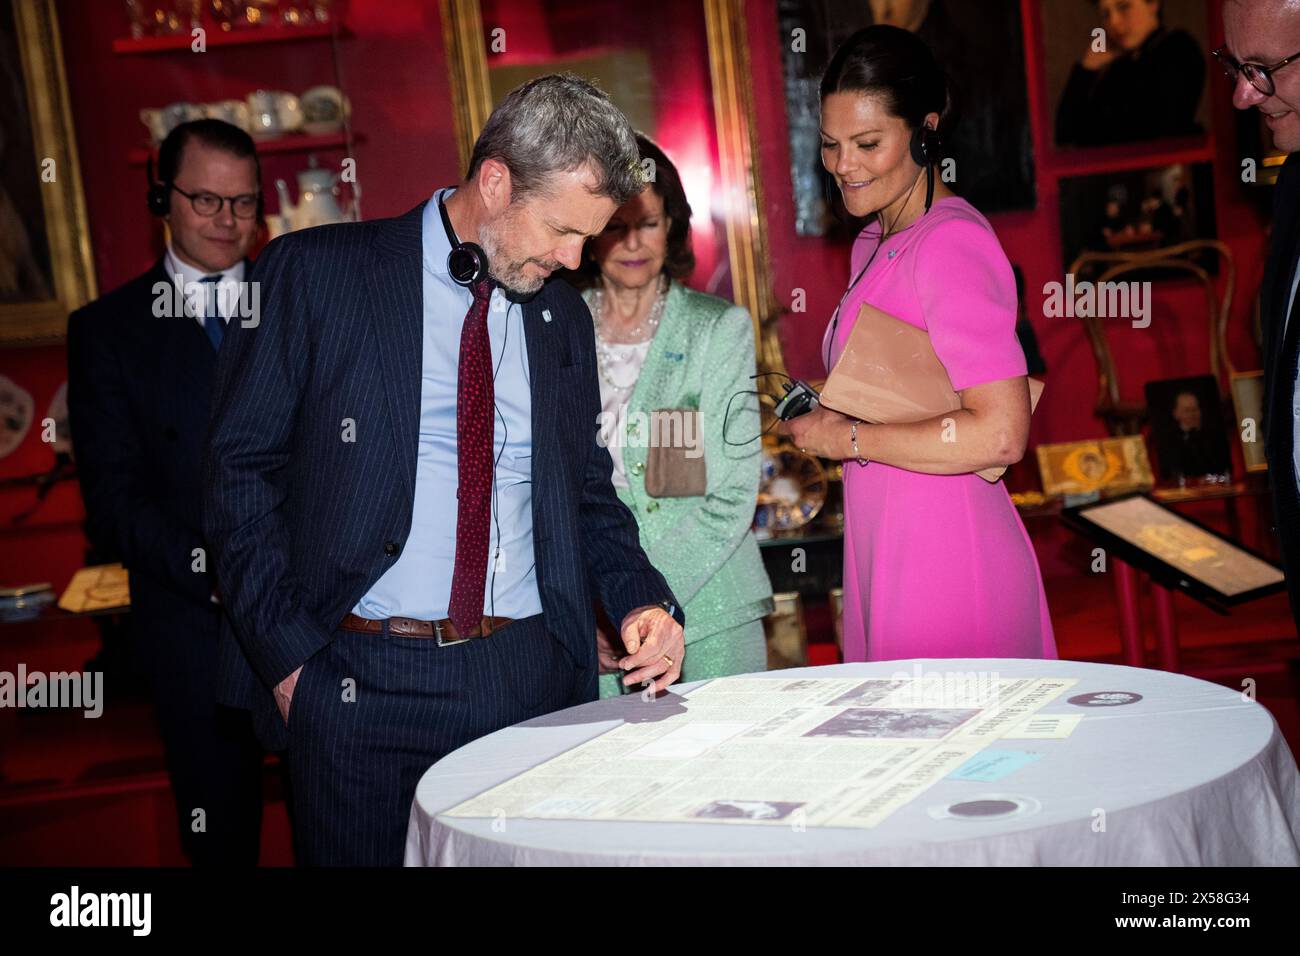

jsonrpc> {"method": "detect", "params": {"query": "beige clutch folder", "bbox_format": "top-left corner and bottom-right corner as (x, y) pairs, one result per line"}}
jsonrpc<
(819, 303), (1044, 482)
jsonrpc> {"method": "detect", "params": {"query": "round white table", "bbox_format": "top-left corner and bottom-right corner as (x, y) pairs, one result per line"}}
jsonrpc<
(404, 659), (1300, 866)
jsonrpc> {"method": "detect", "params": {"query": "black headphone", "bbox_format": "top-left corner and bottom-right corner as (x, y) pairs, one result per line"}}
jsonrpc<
(438, 192), (489, 286)
(146, 155), (171, 217)
(909, 123), (939, 167)
(439, 191), (544, 304)
(908, 122), (941, 212)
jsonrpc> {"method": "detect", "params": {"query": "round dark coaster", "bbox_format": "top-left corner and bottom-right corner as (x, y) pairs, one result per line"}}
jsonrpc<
(1068, 691), (1144, 707)
(948, 799), (1021, 818)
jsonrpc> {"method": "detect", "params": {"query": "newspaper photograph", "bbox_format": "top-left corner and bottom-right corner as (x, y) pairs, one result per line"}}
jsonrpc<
(443, 674), (1078, 829)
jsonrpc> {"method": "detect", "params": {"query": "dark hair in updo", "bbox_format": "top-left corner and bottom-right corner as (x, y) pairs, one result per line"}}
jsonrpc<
(1087, 0), (1164, 26)
(819, 25), (954, 138)
(636, 134), (695, 281)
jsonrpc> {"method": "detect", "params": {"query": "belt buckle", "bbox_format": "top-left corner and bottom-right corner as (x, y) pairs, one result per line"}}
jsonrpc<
(434, 621), (471, 648)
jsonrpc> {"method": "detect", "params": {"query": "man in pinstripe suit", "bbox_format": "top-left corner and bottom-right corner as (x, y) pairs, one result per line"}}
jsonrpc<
(203, 75), (685, 865)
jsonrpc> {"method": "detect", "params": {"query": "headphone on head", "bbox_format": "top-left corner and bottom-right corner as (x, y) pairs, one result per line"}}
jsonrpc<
(146, 152), (266, 220)
(908, 122), (941, 212)
(908, 123), (939, 168)
(146, 155), (171, 217)
(147, 115), (268, 221)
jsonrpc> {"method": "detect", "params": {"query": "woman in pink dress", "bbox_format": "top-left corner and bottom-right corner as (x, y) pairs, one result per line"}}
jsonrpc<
(782, 25), (1056, 662)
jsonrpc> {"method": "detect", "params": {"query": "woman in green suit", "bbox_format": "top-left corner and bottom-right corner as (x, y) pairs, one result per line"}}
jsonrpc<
(572, 135), (774, 698)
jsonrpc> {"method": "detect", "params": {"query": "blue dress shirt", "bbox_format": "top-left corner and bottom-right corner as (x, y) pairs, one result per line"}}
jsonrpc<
(353, 188), (542, 620)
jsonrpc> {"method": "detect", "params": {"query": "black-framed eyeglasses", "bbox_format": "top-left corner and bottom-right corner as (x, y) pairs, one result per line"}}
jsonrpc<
(170, 183), (260, 219)
(1211, 45), (1300, 97)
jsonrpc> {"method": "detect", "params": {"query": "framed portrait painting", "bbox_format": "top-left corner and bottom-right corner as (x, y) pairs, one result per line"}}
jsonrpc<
(776, 0), (1036, 237)
(0, 0), (94, 346)
(1043, 0), (1209, 150)
(1057, 161), (1218, 275)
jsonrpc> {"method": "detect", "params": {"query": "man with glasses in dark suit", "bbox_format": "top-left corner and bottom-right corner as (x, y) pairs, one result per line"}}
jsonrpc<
(1219, 0), (1300, 631)
(67, 119), (267, 864)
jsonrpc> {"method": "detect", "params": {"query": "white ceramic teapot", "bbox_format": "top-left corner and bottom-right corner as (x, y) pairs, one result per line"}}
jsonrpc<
(275, 161), (353, 231)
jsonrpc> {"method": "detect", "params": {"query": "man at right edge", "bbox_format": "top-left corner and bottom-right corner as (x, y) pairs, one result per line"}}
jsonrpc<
(1222, 0), (1300, 631)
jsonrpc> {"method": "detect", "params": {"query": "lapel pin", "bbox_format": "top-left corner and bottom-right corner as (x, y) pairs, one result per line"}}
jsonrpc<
(542, 309), (553, 323)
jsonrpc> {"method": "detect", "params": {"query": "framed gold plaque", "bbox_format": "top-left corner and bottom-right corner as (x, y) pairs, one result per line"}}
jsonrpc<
(1229, 371), (1267, 474)
(1036, 435), (1155, 498)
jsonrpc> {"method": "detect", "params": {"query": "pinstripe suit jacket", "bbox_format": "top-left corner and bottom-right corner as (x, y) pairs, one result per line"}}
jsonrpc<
(1261, 151), (1300, 620)
(203, 202), (677, 715)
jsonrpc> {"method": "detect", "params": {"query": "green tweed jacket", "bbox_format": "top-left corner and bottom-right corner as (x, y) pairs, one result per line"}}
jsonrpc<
(591, 280), (775, 641)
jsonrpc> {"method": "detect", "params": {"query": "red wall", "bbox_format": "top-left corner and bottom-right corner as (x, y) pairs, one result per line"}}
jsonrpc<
(0, 0), (1278, 594)
(482, 0), (729, 295)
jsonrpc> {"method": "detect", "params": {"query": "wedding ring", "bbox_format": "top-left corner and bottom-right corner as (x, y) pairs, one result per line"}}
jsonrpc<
(663, 655), (674, 668)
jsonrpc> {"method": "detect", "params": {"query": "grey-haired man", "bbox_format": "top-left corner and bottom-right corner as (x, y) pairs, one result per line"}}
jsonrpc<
(1221, 0), (1300, 631)
(204, 74), (684, 865)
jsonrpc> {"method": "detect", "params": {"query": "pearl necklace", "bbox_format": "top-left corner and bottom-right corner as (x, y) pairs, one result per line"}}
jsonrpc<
(588, 276), (668, 393)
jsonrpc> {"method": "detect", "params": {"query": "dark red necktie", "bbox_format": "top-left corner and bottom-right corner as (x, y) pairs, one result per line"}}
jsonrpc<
(448, 278), (494, 636)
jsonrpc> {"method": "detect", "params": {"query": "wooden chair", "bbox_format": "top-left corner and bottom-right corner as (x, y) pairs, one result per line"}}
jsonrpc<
(1066, 239), (1237, 436)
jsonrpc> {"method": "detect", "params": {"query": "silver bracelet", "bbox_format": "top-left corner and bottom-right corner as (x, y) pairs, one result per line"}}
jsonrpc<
(850, 419), (869, 466)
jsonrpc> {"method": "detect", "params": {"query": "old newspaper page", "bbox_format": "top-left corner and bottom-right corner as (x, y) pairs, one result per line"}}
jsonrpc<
(444, 674), (1077, 829)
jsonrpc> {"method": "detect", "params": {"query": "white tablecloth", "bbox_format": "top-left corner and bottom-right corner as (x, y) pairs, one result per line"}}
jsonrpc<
(405, 659), (1300, 866)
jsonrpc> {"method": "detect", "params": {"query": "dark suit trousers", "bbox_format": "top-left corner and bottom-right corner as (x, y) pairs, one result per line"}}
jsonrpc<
(137, 604), (265, 866)
(285, 614), (587, 866)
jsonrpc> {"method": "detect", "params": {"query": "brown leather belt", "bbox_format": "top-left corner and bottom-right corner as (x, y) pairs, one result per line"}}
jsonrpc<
(339, 613), (513, 646)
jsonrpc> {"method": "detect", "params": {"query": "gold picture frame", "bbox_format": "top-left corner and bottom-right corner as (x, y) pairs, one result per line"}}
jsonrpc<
(438, 0), (784, 374)
(1, 0), (95, 347)
(1229, 370), (1268, 474)
(1036, 435), (1156, 498)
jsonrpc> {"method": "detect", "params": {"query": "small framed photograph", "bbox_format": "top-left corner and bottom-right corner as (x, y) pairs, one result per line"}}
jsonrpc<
(1143, 375), (1231, 483)
(1229, 371), (1268, 473)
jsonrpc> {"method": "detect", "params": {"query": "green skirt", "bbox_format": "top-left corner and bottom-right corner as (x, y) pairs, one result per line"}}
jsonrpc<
(597, 617), (767, 699)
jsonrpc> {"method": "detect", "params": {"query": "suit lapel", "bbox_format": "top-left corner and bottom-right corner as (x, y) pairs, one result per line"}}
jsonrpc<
(524, 294), (559, 485)
(145, 258), (216, 373)
(628, 280), (686, 417)
(365, 204), (426, 503)
(1263, 157), (1294, 411)
(1276, 241), (1300, 415)
(1263, 159), (1300, 416)
(1277, 189), (1300, 344)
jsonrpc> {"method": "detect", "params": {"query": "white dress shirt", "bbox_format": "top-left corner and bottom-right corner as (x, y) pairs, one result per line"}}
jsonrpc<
(164, 245), (247, 328)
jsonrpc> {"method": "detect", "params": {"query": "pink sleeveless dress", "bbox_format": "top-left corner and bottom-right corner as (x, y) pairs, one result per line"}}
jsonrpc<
(823, 197), (1056, 661)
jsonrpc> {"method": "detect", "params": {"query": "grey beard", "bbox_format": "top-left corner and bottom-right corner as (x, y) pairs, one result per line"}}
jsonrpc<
(479, 223), (545, 297)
